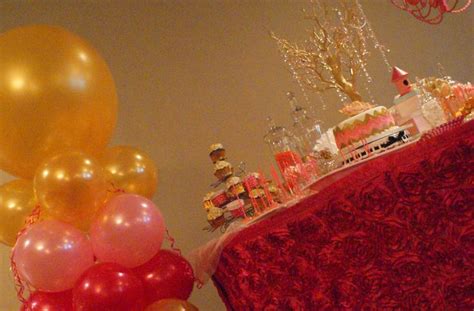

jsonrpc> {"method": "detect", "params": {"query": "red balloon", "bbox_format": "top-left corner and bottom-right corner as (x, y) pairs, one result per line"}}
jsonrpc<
(21, 291), (73, 311)
(133, 250), (194, 305)
(73, 262), (145, 311)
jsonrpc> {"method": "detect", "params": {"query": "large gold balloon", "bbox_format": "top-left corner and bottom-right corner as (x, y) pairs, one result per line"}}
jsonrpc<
(99, 146), (158, 199)
(0, 25), (117, 178)
(0, 179), (36, 246)
(145, 299), (199, 311)
(34, 151), (108, 230)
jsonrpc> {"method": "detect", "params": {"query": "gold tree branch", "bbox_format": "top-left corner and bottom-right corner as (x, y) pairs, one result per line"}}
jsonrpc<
(270, 0), (365, 102)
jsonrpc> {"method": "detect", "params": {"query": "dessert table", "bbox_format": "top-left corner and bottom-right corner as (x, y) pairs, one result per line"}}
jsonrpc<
(192, 120), (473, 310)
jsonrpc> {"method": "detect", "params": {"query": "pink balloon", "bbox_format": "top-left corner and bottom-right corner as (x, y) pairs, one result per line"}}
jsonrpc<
(90, 194), (165, 268)
(14, 220), (94, 292)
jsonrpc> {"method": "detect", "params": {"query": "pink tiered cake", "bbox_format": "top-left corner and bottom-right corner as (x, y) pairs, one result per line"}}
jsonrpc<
(333, 106), (396, 149)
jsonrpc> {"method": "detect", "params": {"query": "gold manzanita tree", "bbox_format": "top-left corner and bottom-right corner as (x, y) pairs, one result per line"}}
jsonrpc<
(271, 0), (370, 103)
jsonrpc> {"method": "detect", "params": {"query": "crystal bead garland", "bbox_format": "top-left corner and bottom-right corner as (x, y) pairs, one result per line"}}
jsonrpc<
(276, 41), (311, 106)
(317, 93), (328, 111)
(276, 36), (329, 116)
(338, 5), (377, 105)
(310, 0), (349, 108)
(334, 78), (349, 105)
(355, 0), (392, 73)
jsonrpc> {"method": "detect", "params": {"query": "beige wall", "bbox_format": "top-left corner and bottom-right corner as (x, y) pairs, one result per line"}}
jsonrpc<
(0, 1), (472, 310)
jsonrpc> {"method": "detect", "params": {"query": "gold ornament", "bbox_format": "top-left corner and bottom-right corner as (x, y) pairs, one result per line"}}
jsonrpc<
(271, 0), (369, 102)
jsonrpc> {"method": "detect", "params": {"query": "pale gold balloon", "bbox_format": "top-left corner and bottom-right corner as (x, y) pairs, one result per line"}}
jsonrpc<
(99, 146), (158, 199)
(0, 25), (117, 178)
(0, 179), (36, 246)
(34, 151), (108, 230)
(145, 299), (199, 311)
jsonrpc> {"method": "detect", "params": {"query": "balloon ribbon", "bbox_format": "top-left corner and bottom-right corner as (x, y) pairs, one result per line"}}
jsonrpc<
(10, 205), (42, 308)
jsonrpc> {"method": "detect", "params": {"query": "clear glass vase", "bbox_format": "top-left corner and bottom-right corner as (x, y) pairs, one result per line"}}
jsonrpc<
(287, 91), (323, 157)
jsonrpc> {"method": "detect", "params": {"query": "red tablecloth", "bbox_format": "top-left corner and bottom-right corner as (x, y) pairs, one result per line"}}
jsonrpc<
(212, 121), (474, 310)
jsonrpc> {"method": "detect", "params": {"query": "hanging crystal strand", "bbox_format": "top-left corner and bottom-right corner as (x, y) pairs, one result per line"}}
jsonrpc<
(358, 53), (376, 104)
(436, 62), (455, 84)
(288, 59), (311, 106)
(355, 0), (392, 73)
(437, 63), (448, 77)
(317, 93), (327, 111)
(356, 53), (376, 104)
(362, 72), (376, 104)
(310, 0), (333, 112)
(276, 38), (330, 120)
(276, 43), (311, 106)
(339, 3), (376, 105)
(335, 84), (349, 105)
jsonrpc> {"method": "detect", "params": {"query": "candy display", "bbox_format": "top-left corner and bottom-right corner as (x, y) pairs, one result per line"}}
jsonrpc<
(263, 117), (317, 192)
(420, 76), (474, 119)
(202, 144), (277, 231)
(194, 2), (473, 238)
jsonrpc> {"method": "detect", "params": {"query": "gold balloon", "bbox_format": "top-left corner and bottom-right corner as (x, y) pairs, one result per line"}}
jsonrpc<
(99, 146), (158, 199)
(34, 151), (108, 230)
(0, 25), (117, 178)
(0, 179), (36, 246)
(145, 299), (199, 311)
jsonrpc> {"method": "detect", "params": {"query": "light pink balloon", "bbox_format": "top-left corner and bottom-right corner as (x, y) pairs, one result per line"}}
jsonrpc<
(13, 220), (94, 292)
(90, 194), (165, 268)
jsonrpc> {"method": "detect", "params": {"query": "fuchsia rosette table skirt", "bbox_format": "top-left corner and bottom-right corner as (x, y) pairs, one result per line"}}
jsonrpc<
(212, 121), (474, 310)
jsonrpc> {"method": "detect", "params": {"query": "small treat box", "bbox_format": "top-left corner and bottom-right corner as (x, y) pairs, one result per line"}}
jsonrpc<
(211, 190), (230, 208)
(214, 160), (233, 181)
(209, 143), (226, 163)
(207, 205), (224, 228)
(226, 176), (246, 198)
(267, 183), (283, 203)
(223, 199), (246, 218)
(249, 188), (267, 213)
(243, 172), (262, 190)
(203, 192), (215, 211)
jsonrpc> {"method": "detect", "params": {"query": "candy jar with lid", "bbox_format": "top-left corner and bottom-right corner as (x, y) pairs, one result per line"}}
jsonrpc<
(263, 117), (302, 172)
(417, 81), (447, 128)
(264, 117), (306, 192)
(287, 91), (323, 156)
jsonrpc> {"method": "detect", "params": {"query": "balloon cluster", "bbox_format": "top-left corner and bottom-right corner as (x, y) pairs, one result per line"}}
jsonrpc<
(0, 25), (197, 310)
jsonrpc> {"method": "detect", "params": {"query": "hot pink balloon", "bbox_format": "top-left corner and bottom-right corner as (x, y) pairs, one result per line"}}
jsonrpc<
(13, 220), (94, 292)
(90, 194), (165, 268)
